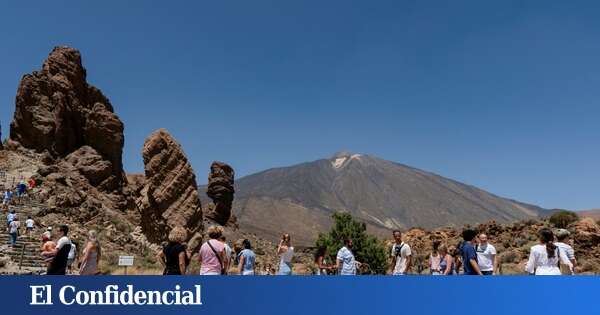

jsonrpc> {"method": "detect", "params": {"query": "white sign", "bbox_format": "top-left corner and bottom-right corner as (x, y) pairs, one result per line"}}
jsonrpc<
(118, 255), (134, 266)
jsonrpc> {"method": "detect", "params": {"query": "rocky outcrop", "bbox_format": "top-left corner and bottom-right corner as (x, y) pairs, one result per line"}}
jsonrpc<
(573, 218), (600, 249)
(205, 161), (235, 225)
(137, 129), (203, 251)
(9, 46), (125, 192)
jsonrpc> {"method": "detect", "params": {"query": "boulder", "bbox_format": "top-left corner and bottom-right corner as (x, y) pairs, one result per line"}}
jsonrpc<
(137, 129), (203, 251)
(9, 46), (125, 191)
(573, 218), (600, 248)
(205, 161), (235, 225)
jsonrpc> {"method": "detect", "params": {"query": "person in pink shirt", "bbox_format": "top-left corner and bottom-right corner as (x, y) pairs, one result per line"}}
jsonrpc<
(198, 225), (227, 275)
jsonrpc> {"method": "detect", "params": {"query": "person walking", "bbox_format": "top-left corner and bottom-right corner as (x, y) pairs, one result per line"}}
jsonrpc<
(390, 230), (412, 275)
(277, 233), (294, 275)
(158, 226), (189, 275)
(555, 229), (576, 275)
(337, 239), (357, 275)
(438, 244), (455, 275)
(461, 229), (483, 275)
(198, 225), (226, 275)
(429, 241), (442, 275)
(3, 189), (13, 207)
(6, 209), (15, 232)
(8, 215), (20, 247)
(46, 225), (72, 275)
(525, 228), (572, 275)
(79, 230), (101, 275)
(25, 215), (34, 238)
(476, 233), (497, 275)
(237, 239), (256, 275)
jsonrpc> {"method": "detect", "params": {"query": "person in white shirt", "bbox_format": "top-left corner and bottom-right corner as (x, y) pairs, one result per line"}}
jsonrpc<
(47, 225), (72, 275)
(554, 229), (576, 275)
(8, 215), (20, 247)
(277, 233), (294, 275)
(476, 233), (497, 275)
(337, 239), (357, 275)
(390, 230), (412, 275)
(525, 228), (572, 275)
(25, 216), (34, 238)
(219, 235), (232, 274)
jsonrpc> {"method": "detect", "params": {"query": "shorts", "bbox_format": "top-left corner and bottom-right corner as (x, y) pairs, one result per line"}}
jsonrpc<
(27, 227), (33, 231)
(200, 271), (220, 276)
(481, 270), (494, 275)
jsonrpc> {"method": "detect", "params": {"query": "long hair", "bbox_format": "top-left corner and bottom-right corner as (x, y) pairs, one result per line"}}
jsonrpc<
(314, 246), (327, 263)
(539, 228), (557, 258)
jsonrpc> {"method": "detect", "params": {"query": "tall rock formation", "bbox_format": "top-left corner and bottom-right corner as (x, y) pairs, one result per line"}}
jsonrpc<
(205, 161), (235, 225)
(9, 46), (125, 192)
(137, 129), (203, 251)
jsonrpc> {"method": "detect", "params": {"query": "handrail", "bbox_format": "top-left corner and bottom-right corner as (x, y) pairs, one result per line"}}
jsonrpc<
(19, 243), (25, 270)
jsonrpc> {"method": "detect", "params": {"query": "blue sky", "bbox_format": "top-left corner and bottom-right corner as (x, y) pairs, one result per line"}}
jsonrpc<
(0, 1), (599, 210)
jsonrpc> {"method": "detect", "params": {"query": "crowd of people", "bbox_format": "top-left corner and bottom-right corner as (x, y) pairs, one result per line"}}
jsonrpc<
(38, 225), (101, 275)
(153, 224), (578, 276)
(1, 180), (579, 277)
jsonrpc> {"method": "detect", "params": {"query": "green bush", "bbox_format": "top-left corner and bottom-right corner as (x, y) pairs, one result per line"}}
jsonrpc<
(315, 212), (389, 274)
(549, 210), (578, 228)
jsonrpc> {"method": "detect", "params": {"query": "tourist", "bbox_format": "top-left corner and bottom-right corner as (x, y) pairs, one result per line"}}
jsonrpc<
(337, 239), (357, 275)
(449, 245), (462, 275)
(28, 177), (36, 190)
(8, 215), (20, 247)
(25, 215), (34, 238)
(476, 233), (497, 275)
(277, 233), (294, 275)
(314, 246), (333, 275)
(429, 241), (442, 275)
(158, 226), (188, 275)
(40, 231), (56, 268)
(3, 189), (13, 207)
(390, 230), (412, 275)
(438, 244), (455, 275)
(461, 229), (483, 275)
(525, 228), (572, 275)
(46, 225), (72, 275)
(198, 225), (226, 275)
(6, 209), (15, 232)
(79, 230), (101, 275)
(220, 235), (233, 274)
(16, 180), (27, 202)
(67, 239), (78, 274)
(555, 229), (576, 275)
(237, 239), (256, 275)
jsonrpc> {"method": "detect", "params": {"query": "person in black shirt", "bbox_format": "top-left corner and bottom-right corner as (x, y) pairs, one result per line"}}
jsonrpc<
(158, 226), (189, 275)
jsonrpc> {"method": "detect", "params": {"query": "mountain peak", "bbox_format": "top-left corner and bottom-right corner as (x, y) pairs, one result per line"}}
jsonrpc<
(331, 151), (363, 169)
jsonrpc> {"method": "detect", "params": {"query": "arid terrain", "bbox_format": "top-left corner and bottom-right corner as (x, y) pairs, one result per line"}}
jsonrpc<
(1, 47), (599, 275)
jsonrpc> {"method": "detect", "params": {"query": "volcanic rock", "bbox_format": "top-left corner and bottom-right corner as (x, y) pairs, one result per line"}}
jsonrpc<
(137, 129), (203, 251)
(205, 161), (235, 225)
(9, 46), (125, 192)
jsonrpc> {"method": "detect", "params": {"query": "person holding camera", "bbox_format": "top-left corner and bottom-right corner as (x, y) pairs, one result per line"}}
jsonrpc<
(390, 230), (412, 275)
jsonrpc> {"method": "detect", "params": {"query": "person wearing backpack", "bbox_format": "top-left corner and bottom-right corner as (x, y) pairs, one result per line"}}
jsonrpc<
(198, 225), (227, 275)
(390, 230), (412, 275)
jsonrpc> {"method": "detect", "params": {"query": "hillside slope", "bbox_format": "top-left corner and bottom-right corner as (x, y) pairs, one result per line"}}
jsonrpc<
(201, 152), (545, 245)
